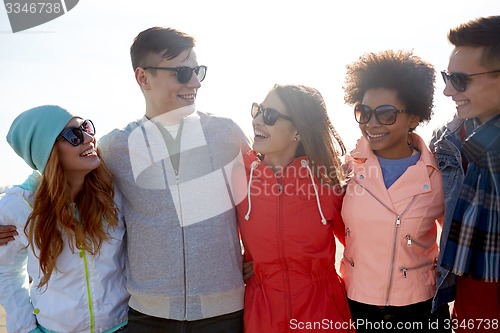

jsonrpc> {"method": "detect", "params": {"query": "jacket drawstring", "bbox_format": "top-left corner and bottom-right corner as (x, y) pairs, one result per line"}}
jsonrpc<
(245, 159), (327, 225)
(244, 161), (259, 220)
(301, 160), (327, 225)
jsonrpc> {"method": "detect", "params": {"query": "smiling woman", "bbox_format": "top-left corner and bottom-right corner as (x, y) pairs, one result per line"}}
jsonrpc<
(238, 84), (350, 333)
(1, 1), (498, 188)
(0, 105), (129, 332)
(341, 49), (451, 332)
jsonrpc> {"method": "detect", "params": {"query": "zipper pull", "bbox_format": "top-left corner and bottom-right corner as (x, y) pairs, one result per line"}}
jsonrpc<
(345, 228), (350, 240)
(401, 268), (407, 278)
(406, 235), (412, 247)
(396, 215), (401, 227)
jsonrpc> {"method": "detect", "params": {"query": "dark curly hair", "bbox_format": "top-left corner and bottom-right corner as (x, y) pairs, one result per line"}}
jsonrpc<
(343, 50), (435, 130)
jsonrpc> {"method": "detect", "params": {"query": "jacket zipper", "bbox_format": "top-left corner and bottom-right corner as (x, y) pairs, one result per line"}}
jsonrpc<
(79, 246), (94, 333)
(405, 234), (427, 248)
(276, 175), (293, 322)
(400, 261), (434, 278)
(385, 215), (402, 305)
(345, 228), (350, 240)
(343, 229), (356, 267)
(175, 169), (188, 320)
(353, 179), (418, 305)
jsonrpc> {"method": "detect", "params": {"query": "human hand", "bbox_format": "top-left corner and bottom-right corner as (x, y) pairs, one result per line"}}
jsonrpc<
(243, 260), (254, 283)
(0, 225), (18, 245)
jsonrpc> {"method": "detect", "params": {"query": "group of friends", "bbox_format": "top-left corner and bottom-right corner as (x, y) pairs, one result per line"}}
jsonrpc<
(0, 14), (498, 333)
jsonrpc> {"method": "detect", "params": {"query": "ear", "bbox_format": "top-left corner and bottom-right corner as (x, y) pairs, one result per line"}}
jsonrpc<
(135, 67), (150, 90)
(408, 114), (420, 131)
(293, 132), (300, 142)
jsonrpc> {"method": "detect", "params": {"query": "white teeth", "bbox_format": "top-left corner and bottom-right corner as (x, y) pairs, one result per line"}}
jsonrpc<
(180, 94), (195, 99)
(456, 100), (468, 106)
(367, 133), (385, 138)
(254, 130), (268, 138)
(80, 149), (95, 157)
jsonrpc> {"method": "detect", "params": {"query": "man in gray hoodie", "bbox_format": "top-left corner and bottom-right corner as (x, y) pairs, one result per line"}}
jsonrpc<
(99, 27), (250, 332)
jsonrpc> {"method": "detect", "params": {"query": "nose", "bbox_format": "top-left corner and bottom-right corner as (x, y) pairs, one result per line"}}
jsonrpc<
(364, 112), (381, 127)
(442, 79), (455, 97)
(252, 113), (264, 126)
(186, 72), (202, 88)
(83, 131), (95, 144)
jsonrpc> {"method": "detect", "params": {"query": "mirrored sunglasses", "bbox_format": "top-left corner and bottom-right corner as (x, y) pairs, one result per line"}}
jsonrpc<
(143, 65), (207, 84)
(354, 104), (405, 125)
(57, 119), (95, 146)
(251, 102), (293, 126)
(441, 69), (500, 92)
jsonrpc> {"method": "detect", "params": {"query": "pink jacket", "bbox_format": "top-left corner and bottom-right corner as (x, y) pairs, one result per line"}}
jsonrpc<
(340, 133), (444, 306)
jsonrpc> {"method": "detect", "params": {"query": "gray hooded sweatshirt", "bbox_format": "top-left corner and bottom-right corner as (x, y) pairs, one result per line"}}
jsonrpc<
(99, 110), (250, 320)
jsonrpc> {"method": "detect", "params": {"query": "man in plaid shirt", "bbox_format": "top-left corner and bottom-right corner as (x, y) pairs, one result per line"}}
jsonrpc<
(431, 15), (500, 332)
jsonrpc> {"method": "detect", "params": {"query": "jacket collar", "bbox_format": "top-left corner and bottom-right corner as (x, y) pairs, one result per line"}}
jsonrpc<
(348, 133), (438, 205)
(349, 133), (438, 170)
(243, 151), (310, 179)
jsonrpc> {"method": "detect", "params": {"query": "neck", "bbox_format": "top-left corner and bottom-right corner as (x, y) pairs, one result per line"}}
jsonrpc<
(146, 104), (195, 124)
(376, 143), (414, 159)
(67, 175), (85, 201)
(262, 154), (296, 173)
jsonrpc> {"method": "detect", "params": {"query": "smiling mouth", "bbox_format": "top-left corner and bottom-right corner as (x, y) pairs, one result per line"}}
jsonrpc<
(366, 132), (387, 139)
(254, 130), (268, 139)
(80, 149), (96, 157)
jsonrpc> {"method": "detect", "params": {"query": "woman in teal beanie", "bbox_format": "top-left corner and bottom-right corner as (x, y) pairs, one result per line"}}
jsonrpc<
(0, 105), (129, 333)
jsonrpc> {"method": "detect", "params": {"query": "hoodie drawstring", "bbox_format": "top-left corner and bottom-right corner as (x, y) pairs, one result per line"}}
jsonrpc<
(245, 159), (327, 225)
(244, 161), (259, 220)
(301, 160), (327, 225)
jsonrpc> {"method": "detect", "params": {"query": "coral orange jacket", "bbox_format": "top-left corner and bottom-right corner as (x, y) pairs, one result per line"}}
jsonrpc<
(341, 133), (444, 307)
(237, 151), (354, 333)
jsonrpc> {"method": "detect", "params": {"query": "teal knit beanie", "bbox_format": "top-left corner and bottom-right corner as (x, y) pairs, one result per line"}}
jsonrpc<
(7, 105), (74, 173)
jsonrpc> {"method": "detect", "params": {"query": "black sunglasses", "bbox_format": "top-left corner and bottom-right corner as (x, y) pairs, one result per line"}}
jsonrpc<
(354, 104), (405, 125)
(142, 65), (207, 84)
(57, 119), (95, 146)
(441, 69), (500, 92)
(251, 102), (293, 126)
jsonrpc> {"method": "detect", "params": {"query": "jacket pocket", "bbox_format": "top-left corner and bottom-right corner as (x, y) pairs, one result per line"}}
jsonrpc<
(405, 234), (428, 249)
(399, 260), (436, 286)
(434, 153), (461, 201)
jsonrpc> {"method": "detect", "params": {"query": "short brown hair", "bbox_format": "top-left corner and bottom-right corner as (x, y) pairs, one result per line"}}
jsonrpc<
(130, 27), (195, 70)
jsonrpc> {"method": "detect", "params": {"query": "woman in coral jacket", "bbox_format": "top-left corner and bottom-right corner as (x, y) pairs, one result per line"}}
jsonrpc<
(341, 50), (450, 332)
(237, 84), (354, 333)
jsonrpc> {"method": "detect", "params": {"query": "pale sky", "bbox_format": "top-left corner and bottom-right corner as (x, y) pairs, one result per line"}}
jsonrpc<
(1, 0), (499, 187)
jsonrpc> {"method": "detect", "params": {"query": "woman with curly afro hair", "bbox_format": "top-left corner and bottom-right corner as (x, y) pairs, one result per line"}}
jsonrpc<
(340, 50), (451, 332)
